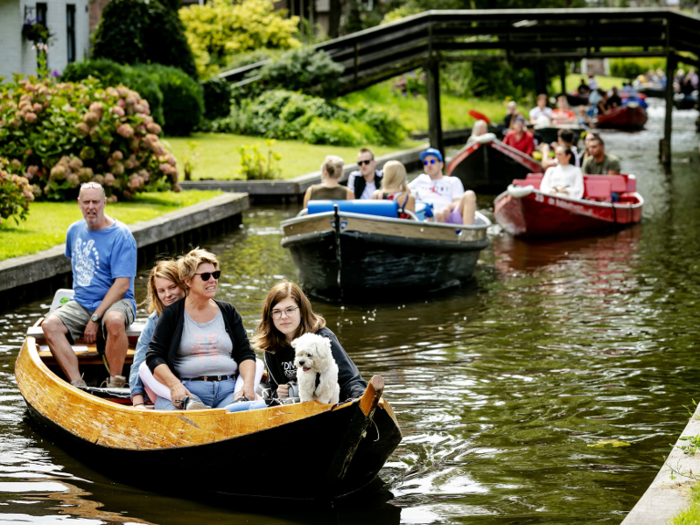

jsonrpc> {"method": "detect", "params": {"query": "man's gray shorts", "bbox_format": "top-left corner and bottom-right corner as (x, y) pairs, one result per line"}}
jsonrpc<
(49, 299), (135, 346)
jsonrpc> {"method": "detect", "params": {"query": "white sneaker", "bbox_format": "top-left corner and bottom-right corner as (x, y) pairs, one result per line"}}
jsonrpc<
(71, 376), (87, 388)
(101, 375), (126, 388)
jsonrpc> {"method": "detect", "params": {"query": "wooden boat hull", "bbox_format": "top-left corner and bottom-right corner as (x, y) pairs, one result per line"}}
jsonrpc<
(494, 189), (643, 238)
(281, 211), (490, 300)
(595, 105), (648, 130)
(446, 138), (542, 194)
(16, 336), (402, 501)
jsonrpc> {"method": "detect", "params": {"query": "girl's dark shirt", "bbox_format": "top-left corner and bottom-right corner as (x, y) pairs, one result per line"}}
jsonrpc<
(263, 327), (367, 401)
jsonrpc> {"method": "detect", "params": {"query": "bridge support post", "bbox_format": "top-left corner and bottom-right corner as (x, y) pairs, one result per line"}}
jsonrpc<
(660, 53), (676, 166)
(426, 60), (444, 155)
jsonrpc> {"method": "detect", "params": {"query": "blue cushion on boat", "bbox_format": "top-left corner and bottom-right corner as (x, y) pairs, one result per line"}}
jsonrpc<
(225, 399), (267, 413)
(307, 200), (399, 218)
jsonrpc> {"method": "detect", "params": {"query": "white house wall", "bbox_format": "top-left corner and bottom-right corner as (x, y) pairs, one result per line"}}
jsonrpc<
(0, 0), (90, 80)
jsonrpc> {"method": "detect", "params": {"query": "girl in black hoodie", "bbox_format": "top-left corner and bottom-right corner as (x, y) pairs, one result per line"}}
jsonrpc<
(253, 281), (366, 401)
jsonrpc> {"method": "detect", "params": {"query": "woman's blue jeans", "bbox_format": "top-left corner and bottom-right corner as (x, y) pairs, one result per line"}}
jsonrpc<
(155, 378), (236, 410)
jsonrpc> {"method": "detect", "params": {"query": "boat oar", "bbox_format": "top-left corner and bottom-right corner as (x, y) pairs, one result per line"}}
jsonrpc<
(469, 109), (491, 124)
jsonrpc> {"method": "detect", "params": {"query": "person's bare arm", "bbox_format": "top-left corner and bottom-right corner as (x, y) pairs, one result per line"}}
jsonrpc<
(83, 277), (130, 343)
(154, 363), (192, 408)
(302, 187), (313, 209)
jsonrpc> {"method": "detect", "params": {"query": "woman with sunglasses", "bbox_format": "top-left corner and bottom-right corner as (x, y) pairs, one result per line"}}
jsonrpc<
(146, 248), (257, 410)
(129, 259), (188, 409)
(253, 281), (366, 401)
(302, 155), (354, 209)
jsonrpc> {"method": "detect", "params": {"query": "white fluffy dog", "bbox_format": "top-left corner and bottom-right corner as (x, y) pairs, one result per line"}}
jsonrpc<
(292, 333), (340, 404)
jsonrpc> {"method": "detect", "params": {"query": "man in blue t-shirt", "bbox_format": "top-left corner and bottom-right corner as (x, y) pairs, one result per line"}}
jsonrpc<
(42, 183), (137, 389)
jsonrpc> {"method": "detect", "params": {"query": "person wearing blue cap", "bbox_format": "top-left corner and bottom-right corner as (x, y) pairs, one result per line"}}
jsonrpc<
(408, 148), (476, 225)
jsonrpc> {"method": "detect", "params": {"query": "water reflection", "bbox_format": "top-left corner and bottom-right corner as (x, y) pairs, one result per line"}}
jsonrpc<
(0, 100), (699, 524)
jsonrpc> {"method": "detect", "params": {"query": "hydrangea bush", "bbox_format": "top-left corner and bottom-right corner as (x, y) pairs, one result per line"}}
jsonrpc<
(0, 77), (178, 201)
(0, 157), (33, 225)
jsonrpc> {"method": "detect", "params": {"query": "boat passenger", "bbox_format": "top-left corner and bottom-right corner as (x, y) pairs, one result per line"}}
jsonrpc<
(146, 249), (257, 410)
(582, 135), (621, 175)
(578, 78), (591, 95)
(253, 281), (367, 401)
(129, 259), (187, 409)
(347, 148), (383, 200)
(540, 146), (584, 200)
(588, 74), (598, 91)
(42, 182), (136, 389)
(303, 155), (354, 208)
(502, 101), (517, 129)
(607, 87), (622, 109)
(408, 148), (476, 226)
(596, 90), (610, 115)
(588, 87), (603, 108)
(502, 117), (534, 156)
(466, 120), (489, 145)
(371, 160), (415, 219)
(541, 129), (581, 169)
(529, 94), (553, 123)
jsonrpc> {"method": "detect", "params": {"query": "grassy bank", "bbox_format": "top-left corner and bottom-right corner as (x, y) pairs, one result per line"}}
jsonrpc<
(166, 134), (422, 181)
(0, 190), (223, 262)
(671, 482), (700, 524)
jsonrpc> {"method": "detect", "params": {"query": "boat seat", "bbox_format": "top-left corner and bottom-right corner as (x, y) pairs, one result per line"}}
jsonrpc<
(79, 386), (132, 402)
(593, 175), (627, 193)
(525, 173), (543, 190)
(584, 178), (612, 201)
(28, 321), (145, 346)
(307, 200), (399, 218)
(626, 175), (637, 193)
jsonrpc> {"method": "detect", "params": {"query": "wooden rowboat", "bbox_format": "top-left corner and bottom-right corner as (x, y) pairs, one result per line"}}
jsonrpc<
(16, 320), (402, 501)
(494, 173), (643, 238)
(280, 201), (491, 301)
(594, 105), (648, 130)
(446, 134), (542, 194)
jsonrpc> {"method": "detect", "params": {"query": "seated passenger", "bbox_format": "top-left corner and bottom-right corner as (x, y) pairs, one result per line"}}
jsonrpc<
(408, 148), (476, 226)
(502, 117), (534, 155)
(540, 146), (584, 200)
(502, 101), (517, 129)
(607, 87), (622, 109)
(588, 87), (603, 108)
(541, 128), (581, 170)
(347, 148), (383, 200)
(254, 281), (367, 401)
(129, 259), (187, 409)
(596, 90), (610, 115)
(146, 249), (258, 410)
(303, 155), (354, 208)
(467, 120), (489, 145)
(582, 135), (621, 175)
(371, 160), (415, 219)
(578, 78), (591, 95)
(529, 94), (553, 123)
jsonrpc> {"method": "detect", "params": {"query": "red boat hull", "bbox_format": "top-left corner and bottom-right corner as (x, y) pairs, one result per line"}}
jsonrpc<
(494, 189), (643, 238)
(595, 105), (648, 130)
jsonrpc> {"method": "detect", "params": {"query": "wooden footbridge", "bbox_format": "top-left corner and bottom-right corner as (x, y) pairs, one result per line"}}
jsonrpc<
(220, 8), (700, 164)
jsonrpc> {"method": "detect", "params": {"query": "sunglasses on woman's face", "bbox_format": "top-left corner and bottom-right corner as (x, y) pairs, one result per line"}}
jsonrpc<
(423, 159), (438, 165)
(195, 271), (221, 281)
(358, 159), (373, 166)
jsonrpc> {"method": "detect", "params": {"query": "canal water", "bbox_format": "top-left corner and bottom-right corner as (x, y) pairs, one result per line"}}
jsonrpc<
(0, 100), (699, 524)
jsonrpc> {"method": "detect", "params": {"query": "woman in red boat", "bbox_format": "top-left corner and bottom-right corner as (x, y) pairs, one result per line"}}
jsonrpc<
(372, 160), (415, 219)
(502, 117), (535, 156)
(540, 145), (584, 200)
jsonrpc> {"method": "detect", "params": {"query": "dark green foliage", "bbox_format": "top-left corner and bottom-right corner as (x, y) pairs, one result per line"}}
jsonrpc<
(201, 78), (233, 120)
(257, 49), (344, 98)
(91, 0), (197, 79)
(202, 89), (405, 146)
(135, 64), (203, 136)
(61, 59), (165, 125)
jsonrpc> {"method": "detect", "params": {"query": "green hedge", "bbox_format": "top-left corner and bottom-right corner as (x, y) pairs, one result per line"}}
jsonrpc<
(201, 78), (233, 121)
(203, 89), (405, 146)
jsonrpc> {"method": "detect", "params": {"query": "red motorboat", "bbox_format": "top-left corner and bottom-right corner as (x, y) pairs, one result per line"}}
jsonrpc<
(595, 104), (648, 130)
(447, 134), (542, 194)
(494, 173), (643, 237)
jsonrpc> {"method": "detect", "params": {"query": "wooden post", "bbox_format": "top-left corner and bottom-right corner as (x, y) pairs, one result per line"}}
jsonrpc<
(426, 59), (444, 155)
(535, 61), (548, 97)
(660, 52), (676, 165)
(560, 62), (567, 95)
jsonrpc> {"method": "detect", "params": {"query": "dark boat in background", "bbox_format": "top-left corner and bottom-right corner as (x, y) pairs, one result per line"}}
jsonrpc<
(17, 316), (402, 501)
(281, 200), (491, 301)
(674, 93), (698, 110)
(566, 92), (589, 107)
(637, 84), (665, 98)
(446, 133), (542, 194)
(494, 173), (643, 238)
(595, 104), (648, 130)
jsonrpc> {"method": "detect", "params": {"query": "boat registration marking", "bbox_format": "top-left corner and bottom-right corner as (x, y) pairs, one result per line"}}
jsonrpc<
(535, 193), (603, 216)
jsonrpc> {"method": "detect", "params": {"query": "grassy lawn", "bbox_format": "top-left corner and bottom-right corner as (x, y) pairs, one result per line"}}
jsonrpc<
(0, 190), (223, 262)
(166, 134), (423, 181)
(671, 480), (700, 524)
(340, 80), (511, 133)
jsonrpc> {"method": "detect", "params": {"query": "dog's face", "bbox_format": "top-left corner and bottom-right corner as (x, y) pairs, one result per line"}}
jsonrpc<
(292, 333), (333, 373)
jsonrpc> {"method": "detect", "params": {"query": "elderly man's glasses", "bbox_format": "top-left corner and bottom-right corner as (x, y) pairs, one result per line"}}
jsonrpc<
(195, 271), (221, 281)
(358, 159), (373, 166)
(271, 306), (300, 319)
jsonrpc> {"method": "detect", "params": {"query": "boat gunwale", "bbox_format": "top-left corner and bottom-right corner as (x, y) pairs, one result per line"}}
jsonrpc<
(446, 135), (544, 176)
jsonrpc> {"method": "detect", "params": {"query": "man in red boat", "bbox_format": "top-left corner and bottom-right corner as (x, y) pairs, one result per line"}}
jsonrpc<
(347, 148), (383, 200)
(502, 117), (534, 156)
(408, 148), (476, 226)
(42, 183), (136, 389)
(582, 136), (621, 175)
